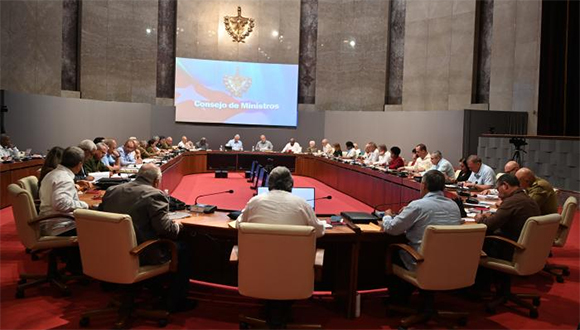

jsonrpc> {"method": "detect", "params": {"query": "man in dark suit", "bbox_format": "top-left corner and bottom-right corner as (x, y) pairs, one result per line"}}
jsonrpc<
(100, 163), (195, 312)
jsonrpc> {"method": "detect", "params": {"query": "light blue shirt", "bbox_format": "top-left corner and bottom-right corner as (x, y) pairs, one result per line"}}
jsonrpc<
(429, 158), (456, 180)
(467, 163), (496, 187)
(116, 147), (136, 166)
(226, 139), (243, 151)
(101, 153), (116, 167)
(382, 191), (462, 270)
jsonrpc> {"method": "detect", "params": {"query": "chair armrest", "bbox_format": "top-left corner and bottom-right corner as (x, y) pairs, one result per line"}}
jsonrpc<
(315, 249), (324, 282)
(30, 213), (74, 224)
(484, 235), (525, 251)
(130, 239), (178, 272)
(229, 245), (238, 264)
(559, 222), (569, 230)
(480, 250), (488, 258)
(386, 243), (423, 274)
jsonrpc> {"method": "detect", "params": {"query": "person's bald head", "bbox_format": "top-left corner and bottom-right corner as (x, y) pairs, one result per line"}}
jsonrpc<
(515, 167), (536, 189)
(137, 163), (162, 187)
(504, 161), (520, 175)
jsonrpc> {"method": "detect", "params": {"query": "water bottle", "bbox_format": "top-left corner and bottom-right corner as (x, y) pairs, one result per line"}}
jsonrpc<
(220, 145), (224, 151)
(164, 189), (170, 212)
(252, 146), (255, 152)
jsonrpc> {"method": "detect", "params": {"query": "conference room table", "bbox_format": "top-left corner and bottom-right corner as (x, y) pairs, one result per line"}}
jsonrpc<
(82, 150), (465, 319)
(152, 151), (427, 318)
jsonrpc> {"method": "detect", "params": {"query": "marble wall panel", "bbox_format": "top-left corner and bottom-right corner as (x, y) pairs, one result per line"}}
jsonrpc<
(81, 0), (158, 103)
(1, 1), (9, 90)
(316, 0), (388, 111)
(402, 0), (476, 111)
(36, 0), (62, 95)
(386, 0), (405, 105)
(132, 0), (158, 104)
(298, 0), (318, 104)
(489, 0), (516, 111)
(0, 0), (62, 96)
(157, 0), (177, 99)
(62, 0), (79, 91)
(488, 0), (541, 134)
(474, 0), (493, 104)
(80, 0), (108, 100)
(106, 0), (133, 102)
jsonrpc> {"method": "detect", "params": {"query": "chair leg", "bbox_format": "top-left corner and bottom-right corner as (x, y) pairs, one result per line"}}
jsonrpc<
(543, 263), (570, 283)
(389, 291), (469, 329)
(486, 275), (540, 318)
(79, 286), (170, 328)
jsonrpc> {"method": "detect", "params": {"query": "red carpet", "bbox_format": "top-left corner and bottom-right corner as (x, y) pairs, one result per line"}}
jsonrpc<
(1, 175), (579, 329)
(170, 173), (374, 214)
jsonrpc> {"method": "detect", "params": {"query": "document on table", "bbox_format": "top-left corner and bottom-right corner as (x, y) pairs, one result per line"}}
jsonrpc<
(168, 212), (191, 221)
(357, 223), (382, 232)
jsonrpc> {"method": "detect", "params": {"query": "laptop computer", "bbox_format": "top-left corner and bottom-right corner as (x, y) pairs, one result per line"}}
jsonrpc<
(257, 187), (316, 210)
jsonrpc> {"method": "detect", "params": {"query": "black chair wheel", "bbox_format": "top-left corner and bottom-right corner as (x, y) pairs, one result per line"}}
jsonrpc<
(239, 321), (250, 329)
(556, 276), (564, 283)
(563, 269), (570, 276)
(529, 309), (539, 319)
(532, 297), (541, 306)
(157, 318), (168, 328)
(458, 317), (468, 326)
(15, 289), (24, 299)
(17, 278), (27, 285)
(79, 317), (90, 327)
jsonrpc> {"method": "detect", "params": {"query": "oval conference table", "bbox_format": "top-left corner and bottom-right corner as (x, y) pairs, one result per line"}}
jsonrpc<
(72, 150), (430, 319)
(150, 151), (425, 319)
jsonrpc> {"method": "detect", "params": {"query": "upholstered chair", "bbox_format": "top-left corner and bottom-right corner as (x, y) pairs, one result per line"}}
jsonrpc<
(232, 222), (324, 329)
(480, 214), (561, 318)
(543, 196), (577, 282)
(386, 224), (487, 329)
(8, 183), (80, 298)
(74, 209), (178, 329)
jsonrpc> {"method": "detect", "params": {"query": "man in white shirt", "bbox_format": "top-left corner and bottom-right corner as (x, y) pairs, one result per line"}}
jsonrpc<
(255, 135), (273, 152)
(321, 138), (334, 155)
(226, 134), (243, 151)
(400, 143), (431, 172)
(178, 136), (194, 149)
(374, 144), (391, 166)
(281, 138), (302, 153)
(237, 166), (326, 237)
(363, 142), (380, 164)
(38, 146), (89, 236)
(464, 155), (496, 191)
(427, 150), (455, 181)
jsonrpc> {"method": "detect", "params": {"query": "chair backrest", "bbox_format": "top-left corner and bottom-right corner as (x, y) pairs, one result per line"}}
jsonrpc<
(237, 222), (316, 300)
(496, 172), (505, 180)
(554, 196), (577, 247)
(7, 184), (41, 249)
(513, 214), (561, 275)
(454, 169), (461, 179)
(74, 209), (141, 284)
(17, 176), (39, 200)
(416, 224), (487, 290)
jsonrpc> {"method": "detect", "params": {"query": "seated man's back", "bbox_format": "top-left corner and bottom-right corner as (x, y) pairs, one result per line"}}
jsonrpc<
(237, 166), (325, 237)
(100, 164), (180, 265)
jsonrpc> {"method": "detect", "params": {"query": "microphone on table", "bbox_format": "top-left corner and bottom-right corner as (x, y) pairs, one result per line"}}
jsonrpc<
(306, 195), (332, 202)
(191, 190), (234, 214)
